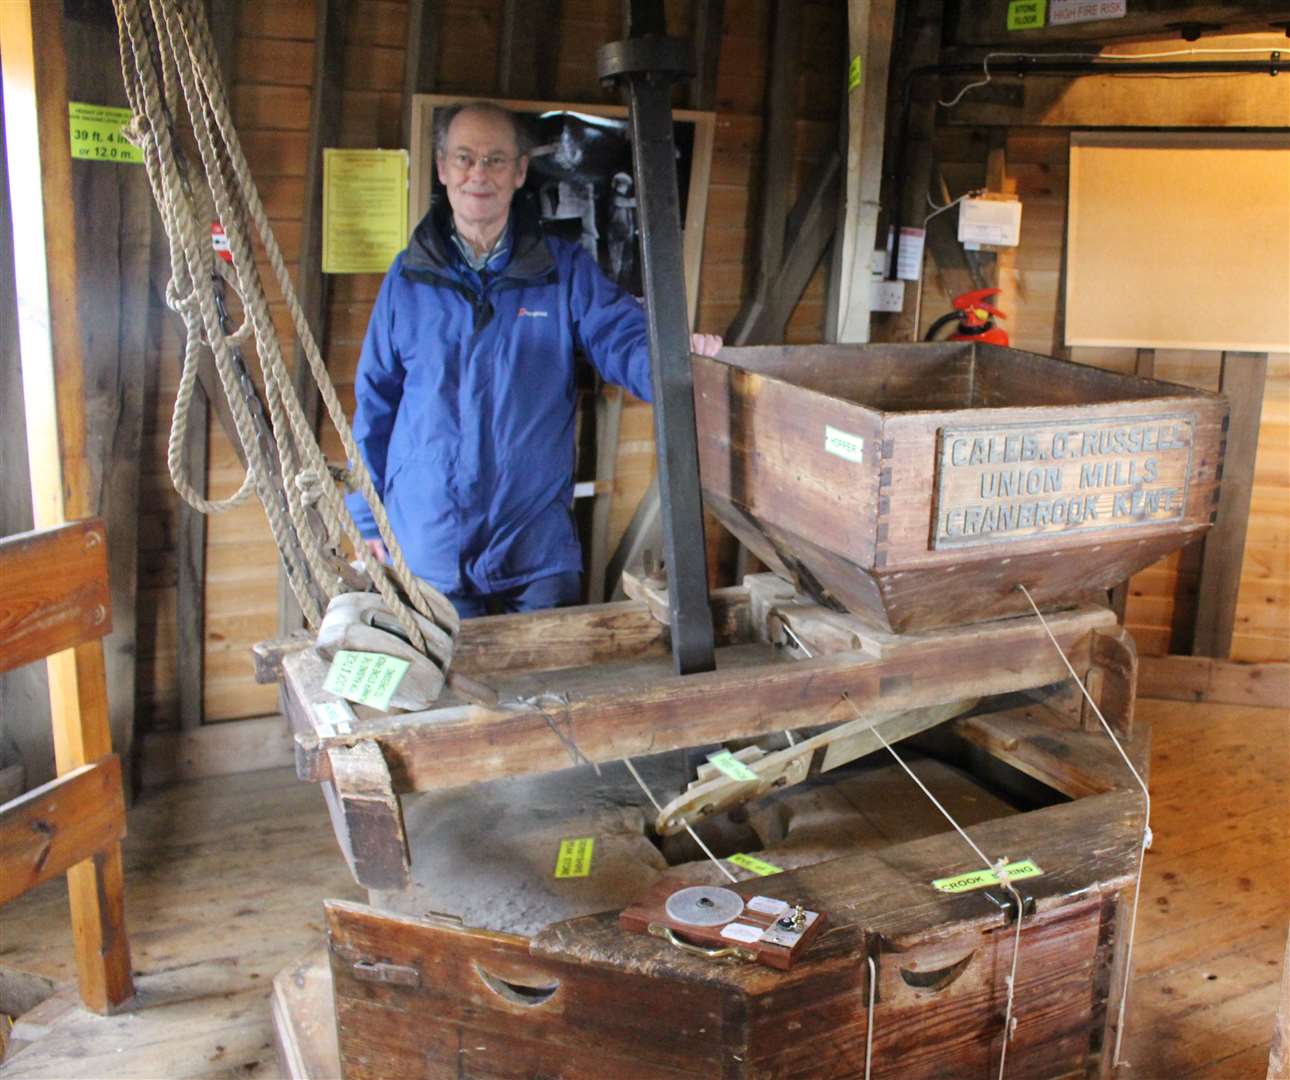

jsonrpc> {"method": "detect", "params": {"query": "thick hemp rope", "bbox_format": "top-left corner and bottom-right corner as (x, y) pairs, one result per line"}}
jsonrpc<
(112, 0), (459, 660)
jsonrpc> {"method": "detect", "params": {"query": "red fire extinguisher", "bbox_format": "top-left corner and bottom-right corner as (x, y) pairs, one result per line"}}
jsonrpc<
(925, 288), (1010, 346)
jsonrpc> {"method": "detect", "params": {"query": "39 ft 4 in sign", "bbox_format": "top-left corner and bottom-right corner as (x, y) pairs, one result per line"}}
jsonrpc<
(68, 102), (143, 164)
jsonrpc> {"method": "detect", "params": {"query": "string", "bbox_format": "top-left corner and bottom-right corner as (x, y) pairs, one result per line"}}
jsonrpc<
(1016, 584), (1152, 1069)
(844, 692), (1025, 1079)
(864, 955), (877, 1080)
(622, 757), (739, 885)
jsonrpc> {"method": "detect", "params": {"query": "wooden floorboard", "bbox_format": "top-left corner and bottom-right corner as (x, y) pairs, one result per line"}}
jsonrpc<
(0, 697), (1285, 1077)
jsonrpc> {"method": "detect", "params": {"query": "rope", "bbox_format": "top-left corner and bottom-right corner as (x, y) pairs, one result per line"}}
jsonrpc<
(111, 0), (460, 660)
(864, 954), (877, 1080)
(1016, 585), (1152, 1070)
(843, 692), (1026, 1080)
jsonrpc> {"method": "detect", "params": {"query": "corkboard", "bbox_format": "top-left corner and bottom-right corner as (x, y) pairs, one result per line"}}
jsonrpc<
(1065, 132), (1290, 352)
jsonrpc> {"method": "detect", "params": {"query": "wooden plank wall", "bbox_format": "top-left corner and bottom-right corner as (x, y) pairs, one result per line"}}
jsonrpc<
(136, 0), (847, 729)
(926, 125), (1289, 664)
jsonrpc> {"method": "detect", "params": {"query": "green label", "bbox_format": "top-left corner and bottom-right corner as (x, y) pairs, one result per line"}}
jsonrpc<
(707, 750), (759, 783)
(554, 837), (594, 878)
(68, 102), (142, 164)
(932, 859), (1043, 893)
(322, 650), (409, 711)
(728, 853), (783, 877)
(1006, 0), (1046, 29)
(847, 56), (862, 92)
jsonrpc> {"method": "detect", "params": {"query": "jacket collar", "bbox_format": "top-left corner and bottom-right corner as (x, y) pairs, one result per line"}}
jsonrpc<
(403, 190), (554, 283)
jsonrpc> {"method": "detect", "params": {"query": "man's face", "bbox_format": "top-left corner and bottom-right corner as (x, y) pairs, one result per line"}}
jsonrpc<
(436, 109), (528, 235)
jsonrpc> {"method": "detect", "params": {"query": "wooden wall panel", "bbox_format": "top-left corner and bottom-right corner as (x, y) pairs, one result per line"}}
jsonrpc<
(135, 0), (847, 730)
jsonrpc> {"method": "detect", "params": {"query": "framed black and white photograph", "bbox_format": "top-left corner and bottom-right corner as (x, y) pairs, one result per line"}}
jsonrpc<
(408, 94), (715, 325)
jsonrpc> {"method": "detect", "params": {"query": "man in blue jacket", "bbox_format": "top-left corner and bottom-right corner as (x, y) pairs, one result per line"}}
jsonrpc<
(348, 102), (721, 617)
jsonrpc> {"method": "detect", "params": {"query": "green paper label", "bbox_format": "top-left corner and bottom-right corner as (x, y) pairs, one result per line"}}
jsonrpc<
(707, 749), (760, 783)
(932, 859), (1043, 893)
(847, 56), (862, 93)
(728, 853), (783, 877)
(322, 650), (409, 711)
(554, 837), (594, 878)
(1006, 0), (1046, 30)
(68, 102), (142, 164)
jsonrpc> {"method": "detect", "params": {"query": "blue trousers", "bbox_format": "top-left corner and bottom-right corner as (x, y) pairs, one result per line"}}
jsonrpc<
(445, 571), (582, 618)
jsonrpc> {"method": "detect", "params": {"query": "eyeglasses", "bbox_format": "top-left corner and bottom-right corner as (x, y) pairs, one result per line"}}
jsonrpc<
(445, 150), (517, 174)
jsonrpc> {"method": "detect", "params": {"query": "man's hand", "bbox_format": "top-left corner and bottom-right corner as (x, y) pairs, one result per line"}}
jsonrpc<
(690, 332), (723, 357)
(364, 538), (389, 564)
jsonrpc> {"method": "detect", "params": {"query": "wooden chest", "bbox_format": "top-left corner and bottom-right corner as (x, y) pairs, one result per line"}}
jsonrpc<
(693, 342), (1226, 631)
(320, 752), (1144, 1079)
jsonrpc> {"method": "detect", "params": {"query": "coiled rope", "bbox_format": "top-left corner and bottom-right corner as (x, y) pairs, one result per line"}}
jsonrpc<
(111, 0), (459, 668)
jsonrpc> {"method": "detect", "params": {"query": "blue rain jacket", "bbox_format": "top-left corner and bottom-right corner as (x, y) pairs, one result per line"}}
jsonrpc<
(346, 193), (654, 594)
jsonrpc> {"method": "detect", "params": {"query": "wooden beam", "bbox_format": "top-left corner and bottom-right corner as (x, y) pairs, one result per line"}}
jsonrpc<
(1138, 655), (1289, 709)
(686, 0), (725, 112)
(943, 70), (1290, 129)
(585, 386), (625, 603)
(325, 741), (411, 890)
(880, 0), (943, 344)
(285, 605), (1115, 794)
(497, 0), (559, 99)
(0, 521), (112, 673)
(178, 0), (239, 730)
(952, 2), (1290, 46)
(0, 0), (134, 1013)
(1193, 351), (1267, 658)
(1109, 349), (1156, 622)
(827, 0), (898, 344)
(0, 756), (126, 906)
(725, 0), (800, 345)
(279, 0), (348, 638)
(401, 0), (439, 150)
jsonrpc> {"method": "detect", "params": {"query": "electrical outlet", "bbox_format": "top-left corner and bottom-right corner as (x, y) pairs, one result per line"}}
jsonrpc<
(870, 279), (906, 313)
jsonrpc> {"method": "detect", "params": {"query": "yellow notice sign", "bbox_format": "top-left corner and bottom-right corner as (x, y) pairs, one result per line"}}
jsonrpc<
(554, 837), (594, 879)
(68, 102), (142, 164)
(932, 859), (1043, 894)
(1006, 0), (1046, 29)
(322, 149), (409, 274)
(847, 56), (862, 93)
(322, 650), (409, 711)
(728, 853), (783, 877)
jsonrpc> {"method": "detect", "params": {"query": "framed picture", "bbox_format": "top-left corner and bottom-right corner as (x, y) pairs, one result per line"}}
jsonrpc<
(408, 94), (715, 326)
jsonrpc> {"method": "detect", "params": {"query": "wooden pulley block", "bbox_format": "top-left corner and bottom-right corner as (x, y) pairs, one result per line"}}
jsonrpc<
(316, 592), (453, 708)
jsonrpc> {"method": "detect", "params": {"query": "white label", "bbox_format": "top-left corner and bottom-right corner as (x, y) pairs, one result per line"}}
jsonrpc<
(1049, 0), (1125, 25)
(719, 922), (764, 944)
(824, 426), (865, 464)
(747, 896), (789, 916)
(886, 226), (926, 281)
(313, 700), (356, 733)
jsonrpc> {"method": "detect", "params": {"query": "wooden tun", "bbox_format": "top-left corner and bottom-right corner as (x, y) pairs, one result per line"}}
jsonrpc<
(693, 342), (1226, 631)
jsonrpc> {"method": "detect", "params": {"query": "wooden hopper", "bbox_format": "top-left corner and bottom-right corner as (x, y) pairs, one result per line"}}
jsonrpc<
(694, 342), (1227, 632)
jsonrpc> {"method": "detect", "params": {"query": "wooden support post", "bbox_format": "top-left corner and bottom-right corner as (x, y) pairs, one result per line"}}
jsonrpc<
(324, 741), (411, 891)
(881, 0), (942, 344)
(177, 0), (237, 729)
(586, 386), (625, 603)
(725, 0), (800, 345)
(0, 0), (134, 1013)
(1109, 349), (1157, 624)
(401, 0), (439, 151)
(1192, 351), (1268, 658)
(279, 0), (349, 637)
(497, 0), (559, 99)
(826, 0), (897, 344)
(686, 0), (725, 112)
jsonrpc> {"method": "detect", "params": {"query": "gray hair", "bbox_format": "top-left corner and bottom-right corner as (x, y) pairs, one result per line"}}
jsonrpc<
(433, 102), (533, 158)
